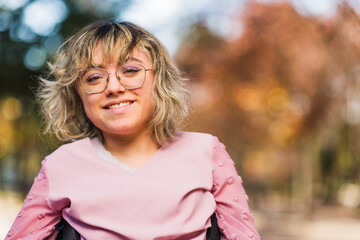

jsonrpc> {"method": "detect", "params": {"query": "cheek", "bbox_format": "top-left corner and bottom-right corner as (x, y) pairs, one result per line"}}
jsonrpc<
(145, 87), (156, 111)
(146, 78), (156, 103)
(83, 98), (99, 115)
(78, 93), (99, 119)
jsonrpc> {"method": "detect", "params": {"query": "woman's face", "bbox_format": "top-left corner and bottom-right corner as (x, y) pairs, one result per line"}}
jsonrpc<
(77, 44), (156, 139)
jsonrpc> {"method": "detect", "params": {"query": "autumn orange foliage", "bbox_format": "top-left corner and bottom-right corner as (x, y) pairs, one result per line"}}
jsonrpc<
(175, 2), (360, 207)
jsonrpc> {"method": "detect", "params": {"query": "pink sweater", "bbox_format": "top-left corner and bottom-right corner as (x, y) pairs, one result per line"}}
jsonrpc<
(6, 132), (260, 240)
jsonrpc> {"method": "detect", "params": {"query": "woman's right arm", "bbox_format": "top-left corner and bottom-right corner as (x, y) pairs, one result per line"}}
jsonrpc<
(5, 160), (62, 240)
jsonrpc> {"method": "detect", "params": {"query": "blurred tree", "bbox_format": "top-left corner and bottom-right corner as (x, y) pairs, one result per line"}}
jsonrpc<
(176, 1), (360, 210)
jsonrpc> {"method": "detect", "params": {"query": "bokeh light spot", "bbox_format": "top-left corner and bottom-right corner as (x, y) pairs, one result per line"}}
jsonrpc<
(266, 87), (290, 117)
(16, 24), (38, 43)
(268, 121), (294, 145)
(24, 45), (47, 70)
(0, 12), (11, 32)
(341, 100), (360, 125)
(338, 183), (360, 208)
(242, 150), (267, 181)
(235, 87), (262, 111)
(42, 34), (63, 54)
(0, 0), (29, 10)
(190, 79), (223, 109)
(2, 97), (23, 121)
(22, 0), (68, 36)
(0, 136), (8, 158)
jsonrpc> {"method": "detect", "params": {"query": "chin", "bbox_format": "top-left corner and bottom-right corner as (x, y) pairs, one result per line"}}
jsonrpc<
(104, 125), (143, 136)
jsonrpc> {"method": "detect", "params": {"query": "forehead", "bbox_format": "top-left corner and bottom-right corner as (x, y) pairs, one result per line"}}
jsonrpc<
(92, 43), (152, 66)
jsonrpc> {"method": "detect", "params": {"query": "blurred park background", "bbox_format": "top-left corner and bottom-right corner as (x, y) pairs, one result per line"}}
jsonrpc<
(1, 0), (360, 239)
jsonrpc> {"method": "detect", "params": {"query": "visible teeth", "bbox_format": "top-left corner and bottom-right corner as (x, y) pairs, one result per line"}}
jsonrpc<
(108, 102), (132, 109)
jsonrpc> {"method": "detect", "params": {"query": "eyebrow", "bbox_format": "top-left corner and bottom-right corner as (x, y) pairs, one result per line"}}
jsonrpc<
(126, 57), (144, 64)
(89, 63), (105, 69)
(89, 57), (144, 69)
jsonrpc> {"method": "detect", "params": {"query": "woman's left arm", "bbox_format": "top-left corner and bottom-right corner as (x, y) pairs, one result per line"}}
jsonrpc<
(211, 137), (261, 240)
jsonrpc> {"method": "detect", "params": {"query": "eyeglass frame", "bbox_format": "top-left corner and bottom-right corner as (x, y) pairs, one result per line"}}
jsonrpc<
(78, 63), (152, 94)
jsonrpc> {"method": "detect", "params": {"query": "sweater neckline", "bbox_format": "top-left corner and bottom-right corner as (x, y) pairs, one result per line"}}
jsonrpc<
(84, 137), (165, 176)
(90, 137), (137, 173)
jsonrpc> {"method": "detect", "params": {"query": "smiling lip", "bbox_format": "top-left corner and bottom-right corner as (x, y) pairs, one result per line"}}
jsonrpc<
(103, 100), (135, 109)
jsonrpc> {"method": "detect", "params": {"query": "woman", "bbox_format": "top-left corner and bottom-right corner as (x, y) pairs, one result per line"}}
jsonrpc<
(6, 21), (260, 240)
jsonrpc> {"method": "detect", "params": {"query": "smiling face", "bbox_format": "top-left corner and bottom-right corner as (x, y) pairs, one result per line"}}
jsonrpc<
(77, 44), (156, 140)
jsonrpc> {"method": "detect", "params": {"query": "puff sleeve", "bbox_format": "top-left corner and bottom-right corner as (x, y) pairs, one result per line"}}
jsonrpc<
(5, 160), (62, 240)
(211, 137), (260, 240)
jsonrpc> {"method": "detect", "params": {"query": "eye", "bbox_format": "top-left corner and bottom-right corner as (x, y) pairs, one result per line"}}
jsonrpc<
(82, 70), (106, 84)
(121, 65), (141, 76)
(87, 74), (102, 83)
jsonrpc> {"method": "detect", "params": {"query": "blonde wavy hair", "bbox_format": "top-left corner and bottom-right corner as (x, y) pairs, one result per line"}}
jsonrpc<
(37, 21), (190, 145)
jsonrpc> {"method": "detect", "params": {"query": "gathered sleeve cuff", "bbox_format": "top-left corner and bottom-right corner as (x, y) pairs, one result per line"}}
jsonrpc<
(5, 159), (62, 240)
(211, 137), (261, 240)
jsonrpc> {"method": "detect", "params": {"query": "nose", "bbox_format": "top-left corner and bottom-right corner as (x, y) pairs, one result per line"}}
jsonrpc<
(105, 72), (126, 95)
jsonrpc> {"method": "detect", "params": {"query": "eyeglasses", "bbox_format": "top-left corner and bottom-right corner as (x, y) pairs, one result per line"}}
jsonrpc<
(79, 63), (152, 94)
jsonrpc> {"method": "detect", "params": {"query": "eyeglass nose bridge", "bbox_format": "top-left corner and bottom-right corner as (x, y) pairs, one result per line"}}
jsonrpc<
(108, 72), (117, 77)
(106, 71), (126, 89)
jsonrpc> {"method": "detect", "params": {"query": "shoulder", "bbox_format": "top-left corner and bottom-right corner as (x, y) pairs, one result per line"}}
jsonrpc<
(42, 138), (95, 182)
(45, 138), (92, 161)
(177, 131), (223, 145)
(174, 131), (214, 143)
(166, 131), (220, 151)
(171, 132), (230, 162)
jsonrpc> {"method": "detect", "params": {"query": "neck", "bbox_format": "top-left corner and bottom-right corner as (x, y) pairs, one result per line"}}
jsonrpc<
(101, 129), (159, 169)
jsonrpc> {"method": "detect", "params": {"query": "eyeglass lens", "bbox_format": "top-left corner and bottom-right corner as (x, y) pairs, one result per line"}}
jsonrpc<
(80, 64), (146, 93)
